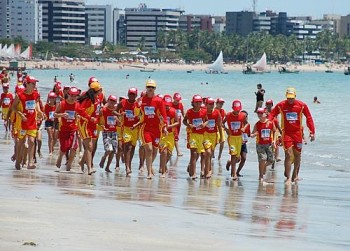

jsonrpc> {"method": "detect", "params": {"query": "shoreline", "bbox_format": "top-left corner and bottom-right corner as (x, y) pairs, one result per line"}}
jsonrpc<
(2, 60), (348, 73)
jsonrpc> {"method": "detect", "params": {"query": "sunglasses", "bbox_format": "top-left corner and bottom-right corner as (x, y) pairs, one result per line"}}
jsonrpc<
(146, 86), (155, 89)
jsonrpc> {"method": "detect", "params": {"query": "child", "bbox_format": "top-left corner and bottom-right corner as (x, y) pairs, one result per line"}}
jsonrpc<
(0, 83), (14, 132)
(251, 108), (276, 182)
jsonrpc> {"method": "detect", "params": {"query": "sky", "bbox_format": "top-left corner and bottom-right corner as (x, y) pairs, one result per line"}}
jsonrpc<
(86, 0), (350, 18)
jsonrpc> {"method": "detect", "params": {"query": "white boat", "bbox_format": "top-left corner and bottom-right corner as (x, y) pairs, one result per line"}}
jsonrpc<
(206, 51), (227, 74)
(252, 52), (267, 72)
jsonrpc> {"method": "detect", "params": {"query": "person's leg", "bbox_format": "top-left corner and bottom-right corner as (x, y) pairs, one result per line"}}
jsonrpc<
(236, 151), (247, 177)
(99, 151), (108, 169)
(230, 155), (238, 180)
(83, 138), (94, 175)
(37, 129), (42, 158)
(27, 135), (36, 169)
(105, 151), (114, 173)
(138, 145), (145, 172)
(56, 150), (65, 169)
(284, 147), (294, 184)
(204, 148), (212, 178)
(159, 148), (167, 177)
(218, 141), (224, 160)
(292, 148), (302, 182)
(189, 148), (198, 178)
(47, 127), (54, 154)
(258, 160), (265, 181)
(144, 143), (154, 179)
(15, 138), (25, 169)
(124, 142), (133, 175)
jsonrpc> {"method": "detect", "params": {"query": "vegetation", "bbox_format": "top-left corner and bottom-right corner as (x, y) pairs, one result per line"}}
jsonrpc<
(1, 31), (349, 63)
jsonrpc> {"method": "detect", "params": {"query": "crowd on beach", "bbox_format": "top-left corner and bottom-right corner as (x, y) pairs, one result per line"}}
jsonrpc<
(0, 68), (316, 184)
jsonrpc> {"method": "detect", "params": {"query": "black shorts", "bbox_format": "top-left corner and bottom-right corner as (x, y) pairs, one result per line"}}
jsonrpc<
(45, 121), (59, 130)
(241, 143), (248, 154)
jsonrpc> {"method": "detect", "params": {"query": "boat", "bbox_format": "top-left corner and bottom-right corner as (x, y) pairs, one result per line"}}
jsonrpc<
(140, 69), (155, 72)
(278, 66), (299, 74)
(206, 51), (227, 74)
(186, 70), (194, 73)
(344, 67), (350, 75)
(243, 52), (269, 74)
(325, 70), (333, 73)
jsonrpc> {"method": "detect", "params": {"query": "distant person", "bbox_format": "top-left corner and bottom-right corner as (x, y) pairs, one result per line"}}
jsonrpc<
(313, 96), (320, 104)
(254, 83), (265, 112)
(126, 74), (130, 79)
(69, 73), (74, 83)
(269, 87), (315, 184)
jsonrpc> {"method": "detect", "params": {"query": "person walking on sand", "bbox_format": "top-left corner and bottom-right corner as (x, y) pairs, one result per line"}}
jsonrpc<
(98, 95), (120, 173)
(44, 92), (59, 156)
(116, 87), (141, 176)
(131, 79), (167, 179)
(222, 100), (246, 180)
(0, 82), (14, 132)
(254, 83), (265, 113)
(171, 92), (185, 157)
(11, 76), (44, 170)
(215, 98), (226, 160)
(54, 87), (89, 171)
(269, 87), (315, 184)
(251, 108), (276, 182)
(159, 95), (179, 177)
(183, 95), (208, 180)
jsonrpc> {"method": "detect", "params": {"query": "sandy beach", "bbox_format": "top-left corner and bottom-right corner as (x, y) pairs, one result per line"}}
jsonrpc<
(5, 59), (348, 73)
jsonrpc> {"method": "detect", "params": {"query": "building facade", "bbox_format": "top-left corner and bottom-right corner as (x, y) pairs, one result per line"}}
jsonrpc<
(179, 15), (213, 32)
(39, 0), (85, 44)
(339, 15), (350, 38)
(0, 0), (42, 43)
(226, 11), (254, 36)
(124, 4), (183, 50)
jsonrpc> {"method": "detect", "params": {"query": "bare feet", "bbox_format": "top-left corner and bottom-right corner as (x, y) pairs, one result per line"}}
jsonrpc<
(88, 169), (96, 175)
(105, 167), (112, 173)
(146, 175), (152, 179)
(225, 161), (230, 171)
(177, 153), (183, 156)
(284, 178), (292, 185)
(27, 164), (37, 169)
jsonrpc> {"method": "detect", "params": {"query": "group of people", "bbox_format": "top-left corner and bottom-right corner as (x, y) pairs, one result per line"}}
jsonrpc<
(0, 71), (316, 184)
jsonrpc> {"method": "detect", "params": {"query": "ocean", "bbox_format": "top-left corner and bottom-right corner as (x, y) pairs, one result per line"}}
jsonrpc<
(1, 68), (349, 250)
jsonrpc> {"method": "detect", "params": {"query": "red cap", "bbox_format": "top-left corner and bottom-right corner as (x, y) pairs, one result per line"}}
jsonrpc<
(266, 99), (273, 105)
(206, 97), (215, 104)
(2, 83), (9, 88)
(192, 95), (203, 103)
(108, 95), (117, 102)
(173, 92), (182, 101)
(25, 75), (39, 83)
(163, 94), (173, 106)
(55, 81), (62, 89)
(68, 87), (80, 95)
(216, 98), (225, 103)
(128, 87), (138, 95)
(232, 100), (242, 111)
(257, 107), (266, 114)
(88, 77), (98, 86)
(48, 91), (57, 98)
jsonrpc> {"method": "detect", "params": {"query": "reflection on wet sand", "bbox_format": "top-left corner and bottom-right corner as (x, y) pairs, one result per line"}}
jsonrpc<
(223, 180), (244, 220)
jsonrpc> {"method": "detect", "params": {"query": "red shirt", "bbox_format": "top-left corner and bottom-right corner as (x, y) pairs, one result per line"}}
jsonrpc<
(269, 99), (315, 135)
(79, 98), (100, 129)
(58, 100), (89, 132)
(100, 106), (117, 132)
(255, 120), (274, 145)
(45, 103), (56, 122)
(206, 109), (220, 133)
(140, 96), (167, 131)
(225, 111), (246, 136)
(216, 108), (226, 120)
(1, 92), (14, 108)
(171, 102), (184, 118)
(166, 107), (177, 133)
(185, 108), (207, 134)
(18, 91), (39, 130)
(119, 99), (140, 127)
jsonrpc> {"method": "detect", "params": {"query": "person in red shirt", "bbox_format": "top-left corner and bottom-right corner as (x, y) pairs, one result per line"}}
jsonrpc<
(215, 98), (226, 160)
(54, 87), (90, 171)
(159, 95), (179, 177)
(132, 79), (167, 179)
(251, 108), (276, 181)
(269, 87), (315, 184)
(98, 95), (120, 173)
(236, 110), (251, 177)
(44, 91), (58, 155)
(204, 97), (223, 178)
(0, 82), (14, 132)
(183, 95), (208, 179)
(117, 87), (140, 176)
(223, 100), (246, 180)
(77, 82), (103, 175)
(171, 92), (185, 156)
(12, 75), (44, 170)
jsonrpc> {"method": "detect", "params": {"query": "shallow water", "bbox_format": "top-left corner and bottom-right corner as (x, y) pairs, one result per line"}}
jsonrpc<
(0, 69), (349, 250)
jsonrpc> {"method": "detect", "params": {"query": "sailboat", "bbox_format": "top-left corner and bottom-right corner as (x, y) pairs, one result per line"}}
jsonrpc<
(243, 52), (269, 74)
(206, 51), (227, 74)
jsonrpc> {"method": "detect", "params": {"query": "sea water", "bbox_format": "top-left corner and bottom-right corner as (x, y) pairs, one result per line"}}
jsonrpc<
(2, 68), (349, 249)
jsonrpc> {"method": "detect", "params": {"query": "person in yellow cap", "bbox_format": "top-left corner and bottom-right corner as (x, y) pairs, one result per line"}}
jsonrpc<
(131, 79), (168, 179)
(269, 87), (316, 184)
(77, 81), (103, 175)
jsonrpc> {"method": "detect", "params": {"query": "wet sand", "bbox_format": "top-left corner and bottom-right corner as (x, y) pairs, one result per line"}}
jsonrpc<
(0, 134), (349, 251)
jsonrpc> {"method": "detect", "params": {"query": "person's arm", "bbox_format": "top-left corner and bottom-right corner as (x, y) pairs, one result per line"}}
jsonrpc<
(217, 113), (223, 143)
(268, 104), (280, 121)
(11, 95), (27, 121)
(167, 113), (179, 129)
(303, 104), (315, 141)
(251, 124), (258, 138)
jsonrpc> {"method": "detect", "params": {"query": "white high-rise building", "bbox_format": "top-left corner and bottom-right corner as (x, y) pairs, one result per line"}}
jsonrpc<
(0, 0), (42, 43)
(86, 4), (121, 45)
